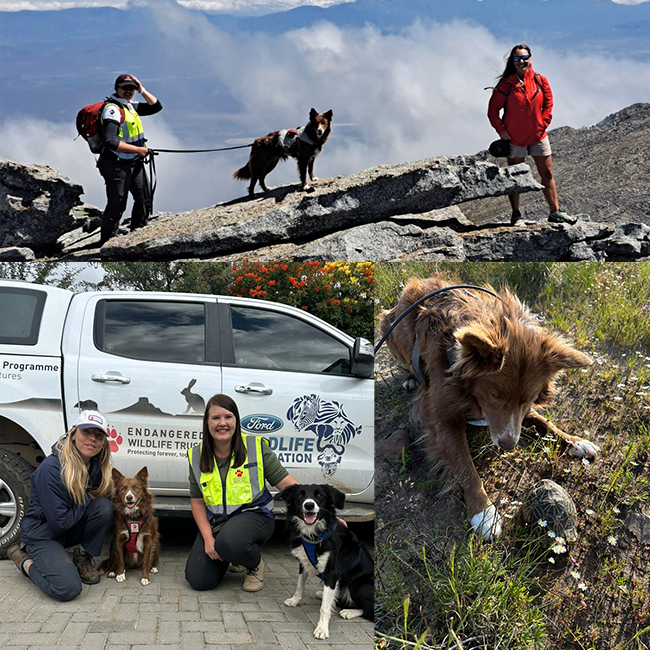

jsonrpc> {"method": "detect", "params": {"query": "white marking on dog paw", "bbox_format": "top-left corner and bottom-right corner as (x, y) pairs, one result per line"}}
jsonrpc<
(339, 608), (364, 619)
(116, 572), (126, 583)
(141, 577), (150, 586)
(568, 439), (600, 460)
(284, 596), (301, 607)
(107, 571), (116, 578)
(402, 378), (417, 391)
(313, 624), (329, 639)
(150, 567), (158, 574)
(469, 504), (503, 541)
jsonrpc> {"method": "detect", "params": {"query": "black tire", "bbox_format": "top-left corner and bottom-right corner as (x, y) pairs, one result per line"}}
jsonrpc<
(0, 451), (33, 559)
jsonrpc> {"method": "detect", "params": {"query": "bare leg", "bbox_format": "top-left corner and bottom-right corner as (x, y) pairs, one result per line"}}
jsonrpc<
(532, 155), (559, 212)
(507, 156), (526, 212)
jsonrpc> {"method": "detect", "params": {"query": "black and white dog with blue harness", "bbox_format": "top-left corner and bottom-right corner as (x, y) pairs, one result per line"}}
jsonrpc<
(277, 484), (374, 639)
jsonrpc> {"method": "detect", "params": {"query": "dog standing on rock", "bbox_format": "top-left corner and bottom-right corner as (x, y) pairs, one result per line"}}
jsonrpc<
(100, 467), (160, 585)
(380, 275), (599, 541)
(233, 108), (332, 197)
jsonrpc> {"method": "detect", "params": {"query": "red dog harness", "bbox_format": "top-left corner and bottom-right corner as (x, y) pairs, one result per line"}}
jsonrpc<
(124, 517), (147, 553)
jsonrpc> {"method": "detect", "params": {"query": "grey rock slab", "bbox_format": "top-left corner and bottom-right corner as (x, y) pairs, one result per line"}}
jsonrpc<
(0, 157), (84, 249)
(0, 246), (35, 260)
(100, 157), (542, 260)
(626, 506), (650, 544)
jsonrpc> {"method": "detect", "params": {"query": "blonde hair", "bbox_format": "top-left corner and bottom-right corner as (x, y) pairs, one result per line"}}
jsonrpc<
(56, 427), (113, 505)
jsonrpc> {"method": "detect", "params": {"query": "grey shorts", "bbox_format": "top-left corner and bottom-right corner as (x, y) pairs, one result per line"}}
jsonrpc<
(509, 135), (552, 159)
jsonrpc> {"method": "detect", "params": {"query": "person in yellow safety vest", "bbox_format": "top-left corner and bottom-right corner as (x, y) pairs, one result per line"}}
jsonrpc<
(97, 74), (162, 245)
(185, 394), (299, 593)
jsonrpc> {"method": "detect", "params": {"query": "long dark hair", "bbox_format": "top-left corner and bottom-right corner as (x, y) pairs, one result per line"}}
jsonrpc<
(199, 394), (247, 473)
(497, 44), (532, 85)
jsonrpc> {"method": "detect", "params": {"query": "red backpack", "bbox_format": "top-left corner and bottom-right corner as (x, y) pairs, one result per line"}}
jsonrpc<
(76, 99), (124, 153)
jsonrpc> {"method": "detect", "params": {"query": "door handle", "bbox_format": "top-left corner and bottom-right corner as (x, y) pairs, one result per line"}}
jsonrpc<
(235, 384), (273, 395)
(91, 374), (131, 384)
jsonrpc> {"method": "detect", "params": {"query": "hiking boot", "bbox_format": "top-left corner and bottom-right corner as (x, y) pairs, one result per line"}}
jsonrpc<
(242, 559), (265, 592)
(5, 542), (30, 576)
(510, 210), (525, 227)
(548, 210), (578, 225)
(229, 563), (246, 573)
(72, 547), (100, 585)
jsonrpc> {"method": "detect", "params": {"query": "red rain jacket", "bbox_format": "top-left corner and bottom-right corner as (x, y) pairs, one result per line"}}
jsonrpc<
(487, 67), (553, 147)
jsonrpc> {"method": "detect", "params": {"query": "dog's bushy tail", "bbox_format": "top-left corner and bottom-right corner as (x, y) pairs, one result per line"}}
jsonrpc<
(233, 164), (251, 180)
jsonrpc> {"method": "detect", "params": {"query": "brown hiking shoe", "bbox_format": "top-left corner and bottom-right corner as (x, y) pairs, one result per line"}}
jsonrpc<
(72, 547), (100, 585)
(242, 558), (265, 592)
(228, 563), (246, 573)
(6, 542), (30, 575)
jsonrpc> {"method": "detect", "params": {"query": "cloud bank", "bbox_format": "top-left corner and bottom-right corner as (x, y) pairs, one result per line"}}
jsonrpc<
(1, 2), (650, 212)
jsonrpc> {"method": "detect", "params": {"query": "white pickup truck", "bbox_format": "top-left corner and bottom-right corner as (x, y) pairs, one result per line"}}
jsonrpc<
(0, 280), (374, 555)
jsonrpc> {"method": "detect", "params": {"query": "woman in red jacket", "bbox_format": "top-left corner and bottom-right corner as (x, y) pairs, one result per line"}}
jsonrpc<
(488, 44), (574, 225)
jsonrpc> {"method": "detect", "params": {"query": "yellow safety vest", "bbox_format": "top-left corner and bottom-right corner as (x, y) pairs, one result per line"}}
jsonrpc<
(102, 101), (145, 160)
(188, 434), (270, 522)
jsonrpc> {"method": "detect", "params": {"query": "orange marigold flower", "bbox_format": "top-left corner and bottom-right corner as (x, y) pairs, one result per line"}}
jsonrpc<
(268, 280), (276, 286)
(281, 264), (288, 271)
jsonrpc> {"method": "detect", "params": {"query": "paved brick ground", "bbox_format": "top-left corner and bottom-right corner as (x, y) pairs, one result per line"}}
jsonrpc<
(0, 521), (373, 650)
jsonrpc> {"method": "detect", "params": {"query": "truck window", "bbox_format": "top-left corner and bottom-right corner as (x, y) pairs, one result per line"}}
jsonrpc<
(94, 300), (207, 364)
(229, 306), (351, 375)
(0, 287), (46, 345)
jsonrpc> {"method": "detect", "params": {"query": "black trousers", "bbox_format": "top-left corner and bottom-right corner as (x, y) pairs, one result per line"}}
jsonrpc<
(185, 512), (275, 591)
(98, 154), (151, 244)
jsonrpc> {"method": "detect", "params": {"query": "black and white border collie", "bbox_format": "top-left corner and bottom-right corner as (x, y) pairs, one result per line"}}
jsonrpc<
(277, 484), (374, 639)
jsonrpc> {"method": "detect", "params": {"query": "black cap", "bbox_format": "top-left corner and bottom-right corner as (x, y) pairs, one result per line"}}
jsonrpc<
(489, 139), (511, 158)
(115, 74), (137, 89)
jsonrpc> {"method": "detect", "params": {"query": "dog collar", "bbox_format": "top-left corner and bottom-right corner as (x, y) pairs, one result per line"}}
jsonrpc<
(124, 517), (147, 553)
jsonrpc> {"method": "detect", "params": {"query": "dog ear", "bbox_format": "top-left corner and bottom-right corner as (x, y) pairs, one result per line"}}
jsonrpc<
(112, 467), (124, 482)
(136, 466), (149, 484)
(309, 107), (318, 120)
(325, 486), (346, 511)
(276, 484), (299, 502)
(453, 324), (507, 377)
(542, 335), (592, 372)
(323, 109), (333, 120)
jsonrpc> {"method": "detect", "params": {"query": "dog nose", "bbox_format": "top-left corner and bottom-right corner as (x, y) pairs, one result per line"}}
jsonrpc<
(498, 436), (517, 451)
(304, 502), (314, 511)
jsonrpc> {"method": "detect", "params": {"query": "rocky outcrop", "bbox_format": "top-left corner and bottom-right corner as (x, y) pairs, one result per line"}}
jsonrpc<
(0, 158), (85, 251)
(2, 104), (650, 262)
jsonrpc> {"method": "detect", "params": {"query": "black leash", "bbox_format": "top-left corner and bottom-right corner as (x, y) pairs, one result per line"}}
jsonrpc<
(374, 285), (501, 354)
(151, 144), (253, 153)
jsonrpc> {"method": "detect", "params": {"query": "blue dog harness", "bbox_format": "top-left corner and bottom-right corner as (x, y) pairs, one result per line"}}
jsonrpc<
(300, 523), (362, 580)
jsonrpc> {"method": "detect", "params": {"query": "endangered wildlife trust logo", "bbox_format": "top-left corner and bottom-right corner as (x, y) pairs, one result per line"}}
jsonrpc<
(107, 424), (123, 453)
(286, 395), (362, 477)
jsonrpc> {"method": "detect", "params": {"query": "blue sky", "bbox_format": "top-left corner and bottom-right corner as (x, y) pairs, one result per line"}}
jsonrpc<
(1, 0), (649, 212)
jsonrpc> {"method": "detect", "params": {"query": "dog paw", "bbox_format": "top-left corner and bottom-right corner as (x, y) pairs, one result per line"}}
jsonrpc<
(116, 572), (126, 583)
(284, 597), (301, 607)
(469, 504), (503, 541)
(141, 577), (150, 586)
(339, 608), (364, 620)
(313, 624), (330, 639)
(402, 378), (417, 391)
(567, 438), (600, 460)
(315, 590), (323, 599)
(150, 567), (159, 574)
(107, 571), (116, 578)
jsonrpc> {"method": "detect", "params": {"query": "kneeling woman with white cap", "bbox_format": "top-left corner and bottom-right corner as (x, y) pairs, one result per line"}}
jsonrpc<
(5, 411), (114, 601)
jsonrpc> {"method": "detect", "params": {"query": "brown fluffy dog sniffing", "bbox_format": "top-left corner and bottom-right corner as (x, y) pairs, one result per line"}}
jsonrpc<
(100, 467), (160, 585)
(380, 275), (599, 541)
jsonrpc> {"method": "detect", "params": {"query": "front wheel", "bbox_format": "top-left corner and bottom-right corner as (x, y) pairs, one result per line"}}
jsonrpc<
(0, 451), (33, 558)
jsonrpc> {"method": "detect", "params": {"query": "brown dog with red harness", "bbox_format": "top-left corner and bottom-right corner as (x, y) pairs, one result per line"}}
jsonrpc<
(100, 467), (160, 585)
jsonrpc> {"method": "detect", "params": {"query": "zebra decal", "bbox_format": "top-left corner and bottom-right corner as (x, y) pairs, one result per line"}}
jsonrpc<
(286, 394), (362, 477)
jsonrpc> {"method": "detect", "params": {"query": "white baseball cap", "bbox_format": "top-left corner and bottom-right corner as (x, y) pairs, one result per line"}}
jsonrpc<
(74, 410), (108, 435)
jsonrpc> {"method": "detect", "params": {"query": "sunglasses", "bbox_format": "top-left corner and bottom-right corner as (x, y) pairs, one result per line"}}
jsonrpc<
(119, 85), (137, 91)
(513, 55), (531, 62)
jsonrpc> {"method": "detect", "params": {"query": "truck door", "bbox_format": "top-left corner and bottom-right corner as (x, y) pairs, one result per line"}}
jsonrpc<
(73, 295), (221, 493)
(218, 300), (374, 498)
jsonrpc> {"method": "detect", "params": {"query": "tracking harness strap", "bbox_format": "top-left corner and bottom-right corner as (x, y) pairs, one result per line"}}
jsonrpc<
(300, 524), (361, 580)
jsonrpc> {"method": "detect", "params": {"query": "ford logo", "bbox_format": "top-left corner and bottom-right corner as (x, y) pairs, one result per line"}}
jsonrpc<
(241, 414), (283, 432)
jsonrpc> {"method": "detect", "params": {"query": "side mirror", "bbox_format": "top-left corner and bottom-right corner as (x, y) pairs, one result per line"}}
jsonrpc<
(351, 337), (374, 379)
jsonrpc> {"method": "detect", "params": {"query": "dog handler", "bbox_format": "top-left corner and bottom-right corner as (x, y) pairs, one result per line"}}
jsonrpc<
(98, 74), (162, 244)
(185, 394), (299, 593)
(5, 411), (114, 601)
(488, 44), (575, 225)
